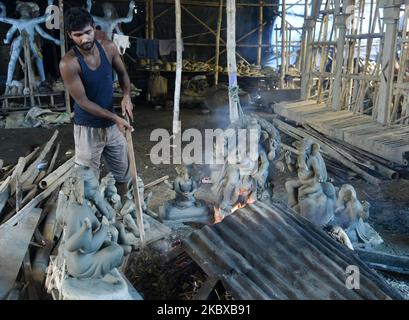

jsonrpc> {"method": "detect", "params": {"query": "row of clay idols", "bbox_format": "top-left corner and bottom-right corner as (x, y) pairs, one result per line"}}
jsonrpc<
(284, 138), (382, 248)
(208, 115), (382, 248)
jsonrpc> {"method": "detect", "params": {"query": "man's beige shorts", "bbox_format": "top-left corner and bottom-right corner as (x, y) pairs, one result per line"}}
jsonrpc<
(74, 124), (130, 183)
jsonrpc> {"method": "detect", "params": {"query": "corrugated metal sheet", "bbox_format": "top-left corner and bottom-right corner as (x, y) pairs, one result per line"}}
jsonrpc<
(183, 201), (401, 300)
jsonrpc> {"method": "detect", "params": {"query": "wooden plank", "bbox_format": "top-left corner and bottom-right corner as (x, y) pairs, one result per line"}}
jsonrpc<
(310, 115), (358, 137)
(333, 118), (375, 140)
(287, 106), (328, 123)
(0, 208), (42, 299)
(307, 113), (356, 128)
(305, 110), (352, 122)
(274, 100), (318, 117)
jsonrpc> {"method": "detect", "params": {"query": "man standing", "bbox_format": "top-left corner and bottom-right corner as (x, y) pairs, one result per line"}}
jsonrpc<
(60, 7), (133, 199)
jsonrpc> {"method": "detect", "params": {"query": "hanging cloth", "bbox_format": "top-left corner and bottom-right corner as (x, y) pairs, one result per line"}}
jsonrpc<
(113, 34), (131, 55)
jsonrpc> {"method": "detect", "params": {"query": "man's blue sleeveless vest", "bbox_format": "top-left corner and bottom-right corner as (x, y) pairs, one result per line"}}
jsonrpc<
(72, 41), (114, 128)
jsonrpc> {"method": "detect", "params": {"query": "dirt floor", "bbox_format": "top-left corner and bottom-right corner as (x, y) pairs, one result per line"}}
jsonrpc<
(1, 103), (409, 299)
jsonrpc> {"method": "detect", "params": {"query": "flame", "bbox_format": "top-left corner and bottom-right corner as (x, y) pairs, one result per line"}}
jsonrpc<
(213, 191), (256, 224)
(213, 206), (223, 224)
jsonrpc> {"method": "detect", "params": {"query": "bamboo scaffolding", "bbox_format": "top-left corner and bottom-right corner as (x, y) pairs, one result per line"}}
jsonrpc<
(133, 0), (286, 7)
(181, 5), (250, 65)
(183, 28), (226, 40)
(206, 22), (266, 64)
(129, 6), (174, 36)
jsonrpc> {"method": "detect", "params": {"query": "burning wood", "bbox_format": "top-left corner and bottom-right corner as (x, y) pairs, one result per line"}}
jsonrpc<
(211, 115), (281, 223)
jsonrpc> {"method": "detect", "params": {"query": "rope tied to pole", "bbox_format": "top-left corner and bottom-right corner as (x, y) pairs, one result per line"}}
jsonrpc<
(229, 85), (244, 118)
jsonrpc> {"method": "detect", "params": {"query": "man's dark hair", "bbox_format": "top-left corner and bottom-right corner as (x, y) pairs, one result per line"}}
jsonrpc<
(65, 7), (94, 33)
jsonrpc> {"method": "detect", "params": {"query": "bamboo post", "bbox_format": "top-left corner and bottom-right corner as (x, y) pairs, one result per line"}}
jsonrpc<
(145, 0), (150, 39)
(375, 3), (400, 124)
(257, 1), (264, 66)
(299, 0), (309, 73)
(59, 0), (71, 114)
(173, 0), (182, 136)
(301, 0), (322, 100)
(355, 0), (380, 114)
(150, 0), (154, 39)
(214, 0), (223, 86)
(275, 27), (279, 68)
(390, 4), (409, 123)
(351, 0), (365, 113)
(280, 0), (286, 88)
(226, 0), (240, 123)
(316, 0), (330, 103)
(287, 23), (291, 73)
(332, 0), (348, 110)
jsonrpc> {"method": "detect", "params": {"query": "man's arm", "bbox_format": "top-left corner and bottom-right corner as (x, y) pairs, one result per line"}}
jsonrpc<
(109, 41), (133, 120)
(59, 56), (132, 133)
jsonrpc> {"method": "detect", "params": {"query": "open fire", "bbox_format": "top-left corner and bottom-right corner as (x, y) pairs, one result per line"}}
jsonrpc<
(213, 187), (257, 224)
